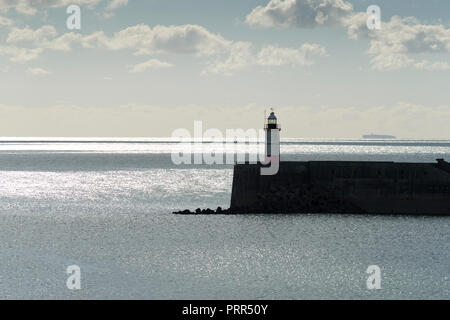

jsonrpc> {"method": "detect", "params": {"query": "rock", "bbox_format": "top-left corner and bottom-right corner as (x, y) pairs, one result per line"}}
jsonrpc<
(173, 207), (234, 215)
(173, 209), (194, 215)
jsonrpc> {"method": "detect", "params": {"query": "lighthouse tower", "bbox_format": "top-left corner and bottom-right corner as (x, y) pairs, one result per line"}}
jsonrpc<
(264, 110), (281, 163)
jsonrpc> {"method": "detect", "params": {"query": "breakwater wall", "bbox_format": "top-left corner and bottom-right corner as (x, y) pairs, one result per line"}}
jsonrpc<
(230, 159), (450, 215)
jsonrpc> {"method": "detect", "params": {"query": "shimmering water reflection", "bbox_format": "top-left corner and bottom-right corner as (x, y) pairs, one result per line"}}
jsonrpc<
(0, 139), (448, 299)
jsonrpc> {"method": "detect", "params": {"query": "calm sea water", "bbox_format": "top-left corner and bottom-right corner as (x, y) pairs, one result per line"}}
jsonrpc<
(0, 138), (448, 299)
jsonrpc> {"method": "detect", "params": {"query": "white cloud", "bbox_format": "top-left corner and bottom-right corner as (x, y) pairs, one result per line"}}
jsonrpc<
(279, 103), (450, 139)
(102, 12), (115, 19)
(7, 25), (58, 44)
(1, 25), (81, 61)
(414, 60), (450, 71)
(16, 1), (37, 15)
(345, 11), (369, 40)
(102, 0), (128, 17)
(44, 32), (82, 51)
(80, 24), (232, 56)
(0, 0), (128, 19)
(204, 42), (326, 75)
(0, 0), (101, 15)
(106, 0), (128, 11)
(2, 22), (327, 75)
(246, 0), (353, 28)
(27, 67), (51, 75)
(6, 25), (84, 52)
(0, 103), (448, 139)
(3, 23), (244, 74)
(149, 24), (231, 55)
(3, 23), (231, 61)
(347, 15), (450, 71)
(246, 1), (450, 71)
(203, 42), (253, 76)
(257, 43), (327, 66)
(0, 46), (43, 62)
(128, 58), (174, 73)
(0, 15), (13, 26)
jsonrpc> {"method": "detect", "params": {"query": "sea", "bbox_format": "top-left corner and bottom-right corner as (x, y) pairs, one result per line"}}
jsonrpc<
(0, 138), (448, 299)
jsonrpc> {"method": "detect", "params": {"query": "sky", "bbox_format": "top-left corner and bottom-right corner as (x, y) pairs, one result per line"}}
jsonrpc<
(0, 0), (449, 138)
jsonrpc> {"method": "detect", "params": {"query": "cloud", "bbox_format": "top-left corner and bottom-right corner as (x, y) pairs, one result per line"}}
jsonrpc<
(2, 23), (230, 63)
(246, 1), (450, 71)
(2, 23), (242, 73)
(0, 46), (43, 62)
(6, 25), (84, 52)
(7, 25), (58, 44)
(102, 12), (115, 19)
(0, 103), (448, 138)
(0, 25), (81, 61)
(279, 103), (450, 139)
(27, 67), (51, 75)
(347, 15), (450, 71)
(102, 0), (129, 18)
(203, 42), (253, 76)
(3, 22), (326, 75)
(0, 0), (128, 19)
(14, 1), (37, 15)
(204, 42), (326, 75)
(414, 60), (450, 71)
(245, 0), (353, 28)
(0, 15), (13, 26)
(0, 0), (101, 15)
(257, 43), (327, 66)
(82, 23), (326, 75)
(106, 0), (128, 11)
(80, 24), (232, 55)
(128, 58), (174, 73)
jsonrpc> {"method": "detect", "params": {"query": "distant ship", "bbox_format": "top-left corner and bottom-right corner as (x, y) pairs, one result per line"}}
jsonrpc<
(363, 133), (396, 139)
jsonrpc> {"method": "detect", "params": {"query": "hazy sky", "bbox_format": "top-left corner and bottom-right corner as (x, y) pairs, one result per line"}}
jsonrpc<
(0, 0), (449, 138)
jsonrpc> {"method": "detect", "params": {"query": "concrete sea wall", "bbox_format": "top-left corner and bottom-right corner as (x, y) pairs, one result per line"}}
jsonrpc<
(230, 160), (450, 215)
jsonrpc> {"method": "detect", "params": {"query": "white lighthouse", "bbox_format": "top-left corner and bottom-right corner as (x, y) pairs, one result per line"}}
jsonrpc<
(264, 110), (281, 163)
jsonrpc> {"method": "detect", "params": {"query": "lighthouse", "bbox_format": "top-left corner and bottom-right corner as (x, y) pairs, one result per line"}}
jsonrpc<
(264, 110), (281, 163)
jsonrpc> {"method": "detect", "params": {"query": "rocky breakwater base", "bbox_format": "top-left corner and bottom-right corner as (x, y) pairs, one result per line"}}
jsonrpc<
(171, 207), (296, 215)
(172, 185), (363, 215)
(172, 183), (364, 215)
(173, 207), (235, 215)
